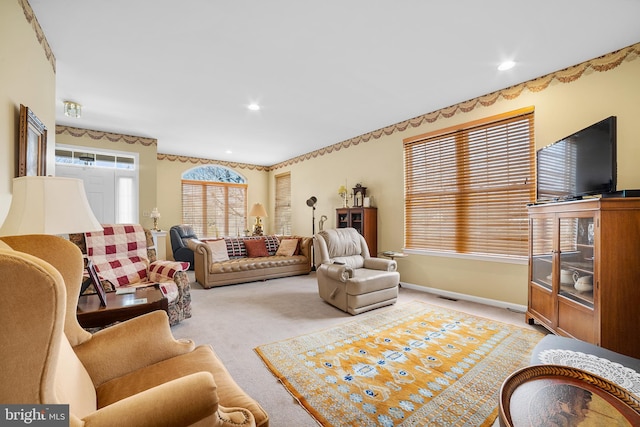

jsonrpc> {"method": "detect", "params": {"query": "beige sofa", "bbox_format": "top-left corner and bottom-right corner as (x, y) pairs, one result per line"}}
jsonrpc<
(189, 235), (312, 288)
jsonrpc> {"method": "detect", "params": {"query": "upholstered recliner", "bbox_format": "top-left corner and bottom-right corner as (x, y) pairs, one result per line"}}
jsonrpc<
(314, 228), (400, 315)
(0, 235), (269, 427)
(170, 224), (198, 270)
(70, 224), (192, 325)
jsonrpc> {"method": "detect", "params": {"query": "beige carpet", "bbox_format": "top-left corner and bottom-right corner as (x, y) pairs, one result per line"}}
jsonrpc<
(171, 273), (546, 426)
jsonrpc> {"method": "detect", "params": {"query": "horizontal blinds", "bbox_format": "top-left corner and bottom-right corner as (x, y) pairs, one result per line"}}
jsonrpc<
(275, 173), (291, 235)
(404, 111), (535, 257)
(182, 180), (247, 237)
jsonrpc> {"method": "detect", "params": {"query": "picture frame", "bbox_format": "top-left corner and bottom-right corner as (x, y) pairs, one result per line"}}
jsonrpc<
(500, 365), (640, 426)
(86, 260), (107, 307)
(17, 104), (47, 177)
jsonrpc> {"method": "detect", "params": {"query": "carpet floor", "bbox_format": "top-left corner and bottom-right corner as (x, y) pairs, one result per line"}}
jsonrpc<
(171, 273), (547, 426)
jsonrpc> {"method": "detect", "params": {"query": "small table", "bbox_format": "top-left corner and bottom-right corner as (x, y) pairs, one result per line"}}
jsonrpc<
(379, 251), (408, 261)
(77, 284), (168, 328)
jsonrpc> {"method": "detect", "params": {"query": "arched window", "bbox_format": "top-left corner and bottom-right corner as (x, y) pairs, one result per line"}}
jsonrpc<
(181, 165), (248, 237)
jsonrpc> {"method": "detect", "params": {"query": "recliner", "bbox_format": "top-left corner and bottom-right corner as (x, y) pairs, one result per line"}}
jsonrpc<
(314, 228), (399, 315)
(170, 224), (198, 269)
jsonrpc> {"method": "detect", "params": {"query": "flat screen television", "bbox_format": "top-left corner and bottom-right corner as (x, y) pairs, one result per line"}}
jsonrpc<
(536, 116), (617, 203)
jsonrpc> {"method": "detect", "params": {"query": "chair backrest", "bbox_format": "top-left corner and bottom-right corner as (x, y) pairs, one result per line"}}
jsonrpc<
(170, 225), (198, 252)
(314, 228), (370, 269)
(0, 245), (97, 418)
(85, 224), (150, 287)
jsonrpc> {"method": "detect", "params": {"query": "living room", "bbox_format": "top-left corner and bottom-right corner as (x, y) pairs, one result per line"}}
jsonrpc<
(2, 1), (640, 424)
(3, 1), (640, 308)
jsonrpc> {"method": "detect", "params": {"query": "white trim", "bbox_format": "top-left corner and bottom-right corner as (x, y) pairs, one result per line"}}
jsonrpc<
(403, 248), (528, 265)
(400, 281), (527, 313)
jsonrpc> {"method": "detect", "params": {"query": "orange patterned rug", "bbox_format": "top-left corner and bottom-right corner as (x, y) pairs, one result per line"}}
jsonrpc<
(255, 301), (544, 426)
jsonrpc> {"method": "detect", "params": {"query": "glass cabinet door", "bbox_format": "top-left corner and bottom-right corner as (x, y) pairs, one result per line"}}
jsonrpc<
(558, 215), (595, 308)
(531, 216), (554, 290)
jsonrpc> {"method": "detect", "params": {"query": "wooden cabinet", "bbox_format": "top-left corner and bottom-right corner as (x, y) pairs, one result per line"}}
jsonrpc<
(336, 207), (377, 254)
(527, 198), (640, 358)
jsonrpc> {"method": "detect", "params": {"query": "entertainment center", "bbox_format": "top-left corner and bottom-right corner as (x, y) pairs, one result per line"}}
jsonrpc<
(527, 116), (640, 359)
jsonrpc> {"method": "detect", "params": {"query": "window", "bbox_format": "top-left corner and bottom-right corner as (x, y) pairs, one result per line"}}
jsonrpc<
(275, 173), (291, 235)
(403, 108), (535, 258)
(181, 166), (247, 237)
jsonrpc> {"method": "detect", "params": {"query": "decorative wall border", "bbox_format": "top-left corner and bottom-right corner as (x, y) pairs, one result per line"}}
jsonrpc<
(20, 0), (55, 72)
(270, 41), (640, 171)
(156, 153), (270, 172)
(56, 125), (157, 146)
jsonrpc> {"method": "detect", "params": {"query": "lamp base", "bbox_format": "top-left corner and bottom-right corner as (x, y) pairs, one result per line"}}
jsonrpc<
(252, 225), (264, 236)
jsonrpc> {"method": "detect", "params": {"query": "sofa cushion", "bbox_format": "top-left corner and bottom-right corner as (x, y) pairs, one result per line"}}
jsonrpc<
(225, 237), (247, 258)
(244, 238), (269, 258)
(264, 235), (279, 255)
(207, 239), (230, 263)
(276, 238), (299, 256)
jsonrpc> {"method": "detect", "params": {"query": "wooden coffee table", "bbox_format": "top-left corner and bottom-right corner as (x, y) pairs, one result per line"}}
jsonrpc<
(77, 284), (168, 328)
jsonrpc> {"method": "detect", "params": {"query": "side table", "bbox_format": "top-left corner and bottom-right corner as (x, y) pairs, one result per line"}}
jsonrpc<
(77, 284), (168, 328)
(379, 251), (408, 261)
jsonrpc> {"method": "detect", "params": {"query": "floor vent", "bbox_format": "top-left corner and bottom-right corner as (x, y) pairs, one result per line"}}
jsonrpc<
(437, 295), (458, 302)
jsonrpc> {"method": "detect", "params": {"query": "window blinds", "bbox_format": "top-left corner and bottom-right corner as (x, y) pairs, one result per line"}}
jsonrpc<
(404, 108), (535, 257)
(275, 173), (291, 235)
(182, 180), (247, 237)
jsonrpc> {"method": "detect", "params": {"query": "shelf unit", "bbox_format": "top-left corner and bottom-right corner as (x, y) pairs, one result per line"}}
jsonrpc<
(527, 198), (640, 358)
(336, 207), (377, 255)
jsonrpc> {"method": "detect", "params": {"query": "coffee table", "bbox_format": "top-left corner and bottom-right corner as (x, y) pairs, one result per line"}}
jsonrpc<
(77, 284), (168, 328)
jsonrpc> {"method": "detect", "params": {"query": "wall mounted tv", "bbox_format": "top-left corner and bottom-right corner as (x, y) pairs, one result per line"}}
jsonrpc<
(536, 116), (617, 203)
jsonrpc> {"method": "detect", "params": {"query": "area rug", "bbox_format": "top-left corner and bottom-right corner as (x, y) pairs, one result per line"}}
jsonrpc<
(255, 301), (545, 426)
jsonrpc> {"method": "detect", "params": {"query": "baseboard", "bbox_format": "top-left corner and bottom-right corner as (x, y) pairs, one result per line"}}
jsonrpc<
(399, 281), (527, 313)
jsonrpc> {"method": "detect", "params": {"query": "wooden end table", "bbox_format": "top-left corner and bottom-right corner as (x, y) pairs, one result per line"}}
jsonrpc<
(77, 284), (168, 328)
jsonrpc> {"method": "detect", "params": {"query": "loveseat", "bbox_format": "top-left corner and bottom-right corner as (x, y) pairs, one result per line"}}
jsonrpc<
(188, 235), (312, 288)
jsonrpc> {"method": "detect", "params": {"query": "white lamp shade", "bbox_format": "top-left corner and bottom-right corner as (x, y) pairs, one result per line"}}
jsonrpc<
(0, 176), (102, 236)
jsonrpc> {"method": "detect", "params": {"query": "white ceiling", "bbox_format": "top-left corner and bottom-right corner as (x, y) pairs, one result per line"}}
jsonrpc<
(29, 0), (640, 167)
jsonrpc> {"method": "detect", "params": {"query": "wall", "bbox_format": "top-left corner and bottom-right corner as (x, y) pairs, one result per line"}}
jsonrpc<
(268, 47), (640, 306)
(0, 0), (56, 222)
(155, 155), (269, 238)
(55, 126), (158, 227)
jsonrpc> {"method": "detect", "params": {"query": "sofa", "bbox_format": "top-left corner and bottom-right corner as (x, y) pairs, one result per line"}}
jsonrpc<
(0, 234), (268, 427)
(69, 224), (192, 325)
(188, 235), (312, 288)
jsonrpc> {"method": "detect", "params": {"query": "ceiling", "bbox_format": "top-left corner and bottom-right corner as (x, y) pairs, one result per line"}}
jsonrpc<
(29, 1), (640, 167)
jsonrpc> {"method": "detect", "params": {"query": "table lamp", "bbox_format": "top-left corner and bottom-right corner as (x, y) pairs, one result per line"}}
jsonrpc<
(249, 202), (267, 236)
(0, 176), (102, 236)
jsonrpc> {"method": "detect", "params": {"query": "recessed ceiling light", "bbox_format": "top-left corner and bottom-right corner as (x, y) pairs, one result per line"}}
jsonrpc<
(247, 103), (260, 111)
(498, 60), (516, 71)
(225, 150), (232, 154)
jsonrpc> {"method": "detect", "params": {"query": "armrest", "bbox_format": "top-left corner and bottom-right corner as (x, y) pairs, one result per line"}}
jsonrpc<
(318, 263), (353, 282)
(364, 257), (397, 271)
(82, 372), (217, 427)
(73, 310), (195, 387)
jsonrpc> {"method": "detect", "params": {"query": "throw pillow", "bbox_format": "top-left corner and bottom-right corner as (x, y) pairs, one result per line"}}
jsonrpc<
(276, 238), (299, 256)
(244, 238), (269, 257)
(207, 239), (230, 263)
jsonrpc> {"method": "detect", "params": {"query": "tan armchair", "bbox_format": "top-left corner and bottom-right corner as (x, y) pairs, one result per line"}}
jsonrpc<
(313, 228), (400, 315)
(0, 235), (268, 427)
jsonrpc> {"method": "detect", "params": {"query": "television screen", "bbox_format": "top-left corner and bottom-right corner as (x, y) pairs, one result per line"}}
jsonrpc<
(536, 116), (616, 202)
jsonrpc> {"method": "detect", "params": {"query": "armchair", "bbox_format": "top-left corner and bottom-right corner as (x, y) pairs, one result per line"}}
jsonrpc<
(314, 228), (399, 315)
(0, 234), (268, 427)
(170, 224), (198, 269)
(70, 224), (192, 325)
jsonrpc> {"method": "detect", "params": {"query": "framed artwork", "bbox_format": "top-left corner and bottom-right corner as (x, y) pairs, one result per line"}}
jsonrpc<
(86, 260), (107, 307)
(500, 365), (640, 426)
(17, 104), (47, 177)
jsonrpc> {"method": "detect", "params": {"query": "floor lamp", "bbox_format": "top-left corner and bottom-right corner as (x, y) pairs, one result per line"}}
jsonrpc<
(306, 196), (317, 271)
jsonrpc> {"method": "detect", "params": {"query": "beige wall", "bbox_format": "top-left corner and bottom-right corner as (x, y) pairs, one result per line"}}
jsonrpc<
(2, 1), (639, 306)
(55, 128), (159, 227)
(269, 54), (640, 306)
(155, 157), (269, 237)
(0, 0), (56, 221)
